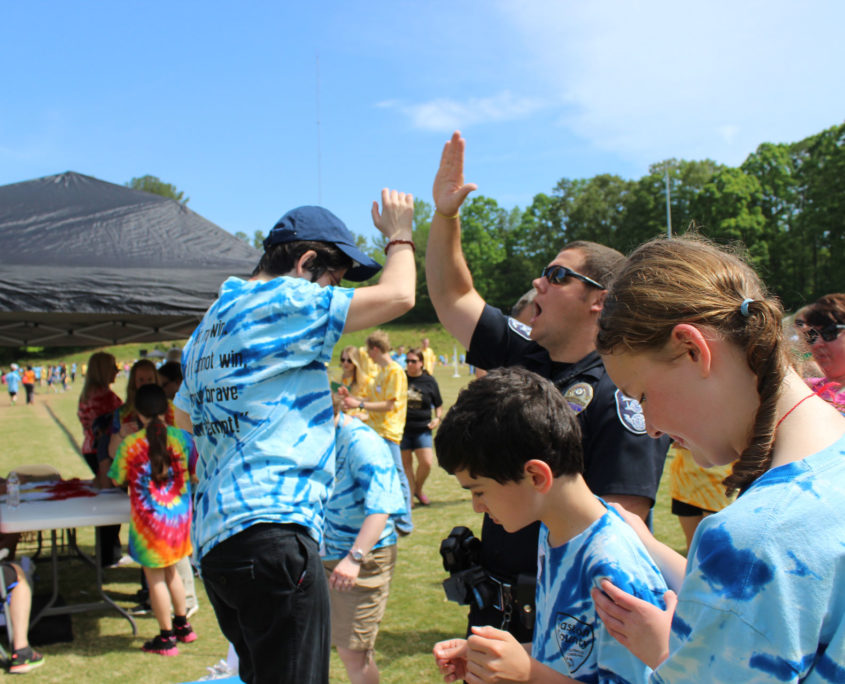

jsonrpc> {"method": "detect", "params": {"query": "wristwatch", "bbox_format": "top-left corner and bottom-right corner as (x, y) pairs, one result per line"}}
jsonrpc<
(358, 400), (365, 410)
(349, 548), (365, 563)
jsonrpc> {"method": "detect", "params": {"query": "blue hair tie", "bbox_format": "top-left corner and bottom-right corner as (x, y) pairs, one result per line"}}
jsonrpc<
(740, 298), (753, 317)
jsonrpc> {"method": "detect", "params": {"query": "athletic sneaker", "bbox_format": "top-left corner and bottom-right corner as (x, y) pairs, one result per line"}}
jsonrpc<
(186, 604), (199, 619)
(129, 601), (151, 616)
(174, 621), (197, 643)
(8, 647), (44, 673)
(141, 634), (178, 656)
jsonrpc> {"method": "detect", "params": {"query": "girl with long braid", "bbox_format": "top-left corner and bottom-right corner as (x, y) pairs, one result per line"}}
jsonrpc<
(109, 383), (198, 656)
(590, 236), (845, 682)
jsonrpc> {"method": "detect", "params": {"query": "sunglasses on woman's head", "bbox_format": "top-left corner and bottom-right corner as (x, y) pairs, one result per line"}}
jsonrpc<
(804, 322), (845, 345)
(541, 265), (604, 289)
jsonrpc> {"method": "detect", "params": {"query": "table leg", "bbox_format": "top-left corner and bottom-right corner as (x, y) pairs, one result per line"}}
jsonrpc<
(94, 529), (137, 635)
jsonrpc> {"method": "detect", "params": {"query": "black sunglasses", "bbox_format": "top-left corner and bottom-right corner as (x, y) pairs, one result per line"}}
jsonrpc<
(541, 265), (604, 289)
(804, 322), (845, 345)
(340, 357), (352, 363)
(406, 358), (421, 363)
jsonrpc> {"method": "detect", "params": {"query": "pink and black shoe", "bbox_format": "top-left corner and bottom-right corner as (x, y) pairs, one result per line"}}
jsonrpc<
(174, 621), (198, 643)
(142, 634), (178, 656)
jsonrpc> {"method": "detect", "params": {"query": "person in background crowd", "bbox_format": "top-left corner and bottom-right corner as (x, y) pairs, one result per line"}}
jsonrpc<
(338, 346), (372, 421)
(801, 293), (845, 413)
(174, 191), (416, 683)
(77, 352), (122, 475)
(323, 406), (405, 684)
(70, 362), (77, 383)
(21, 366), (35, 405)
(509, 289), (537, 326)
(391, 345), (407, 370)
(343, 330), (414, 536)
(667, 443), (734, 551)
(425, 131), (669, 643)
(591, 236), (845, 681)
(5, 364), (21, 405)
(400, 348), (443, 506)
(420, 337), (437, 375)
(157, 361), (184, 401)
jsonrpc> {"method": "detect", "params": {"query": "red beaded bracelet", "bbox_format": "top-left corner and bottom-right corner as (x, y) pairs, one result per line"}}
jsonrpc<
(384, 239), (415, 254)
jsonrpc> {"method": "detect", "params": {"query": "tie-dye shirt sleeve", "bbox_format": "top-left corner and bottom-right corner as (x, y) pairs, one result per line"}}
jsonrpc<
(653, 436), (845, 683)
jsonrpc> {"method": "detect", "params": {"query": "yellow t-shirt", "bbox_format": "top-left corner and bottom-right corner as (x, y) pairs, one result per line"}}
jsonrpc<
(366, 360), (407, 444)
(668, 444), (734, 513)
(421, 347), (437, 375)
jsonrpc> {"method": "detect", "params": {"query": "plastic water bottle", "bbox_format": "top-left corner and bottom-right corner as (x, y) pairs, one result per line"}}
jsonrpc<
(7, 472), (20, 508)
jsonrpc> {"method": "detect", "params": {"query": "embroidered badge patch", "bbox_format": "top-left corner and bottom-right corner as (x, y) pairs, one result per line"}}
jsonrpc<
(615, 390), (647, 434)
(564, 382), (594, 414)
(554, 612), (594, 674)
(507, 316), (533, 340)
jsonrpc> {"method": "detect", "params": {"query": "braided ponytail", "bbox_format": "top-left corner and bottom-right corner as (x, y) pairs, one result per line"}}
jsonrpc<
(596, 235), (786, 494)
(134, 384), (171, 484)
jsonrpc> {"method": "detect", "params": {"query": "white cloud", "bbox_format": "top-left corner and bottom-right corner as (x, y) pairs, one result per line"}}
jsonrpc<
(378, 91), (545, 132)
(492, 0), (845, 167)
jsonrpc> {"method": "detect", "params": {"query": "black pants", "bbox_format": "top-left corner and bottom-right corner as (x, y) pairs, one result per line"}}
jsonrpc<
(201, 523), (330, 684)
(23, 383), (34, 404)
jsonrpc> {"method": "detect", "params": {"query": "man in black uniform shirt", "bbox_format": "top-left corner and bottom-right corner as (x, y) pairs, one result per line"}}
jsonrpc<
(426, 131), (670, 641)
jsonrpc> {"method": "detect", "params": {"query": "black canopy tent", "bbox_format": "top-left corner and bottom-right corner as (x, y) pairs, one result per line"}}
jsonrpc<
(0, 171), (260, 347)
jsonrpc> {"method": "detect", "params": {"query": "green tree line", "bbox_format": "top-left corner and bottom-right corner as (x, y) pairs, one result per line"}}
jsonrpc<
(231, 122), (843, 321)
(382, 121), (842, 321)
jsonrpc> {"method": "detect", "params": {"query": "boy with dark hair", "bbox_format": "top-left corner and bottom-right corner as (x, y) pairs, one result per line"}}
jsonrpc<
(433, 368), (668, 684)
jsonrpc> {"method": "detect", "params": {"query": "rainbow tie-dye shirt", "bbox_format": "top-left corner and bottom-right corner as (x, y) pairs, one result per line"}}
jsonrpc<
(108, 426), (196, 568)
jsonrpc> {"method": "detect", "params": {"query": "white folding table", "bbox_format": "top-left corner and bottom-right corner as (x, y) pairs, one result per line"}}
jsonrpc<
(0, 487), (136, 633)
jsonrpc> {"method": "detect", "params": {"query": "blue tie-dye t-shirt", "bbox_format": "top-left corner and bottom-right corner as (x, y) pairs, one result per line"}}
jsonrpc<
(653, 434), (845, 684)
(322, 416), (405, 560)
(174, 275), (353, 559)
(534, 504), (668, 684)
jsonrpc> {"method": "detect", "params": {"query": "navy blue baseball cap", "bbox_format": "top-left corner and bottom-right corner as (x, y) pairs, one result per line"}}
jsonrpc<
(263, 205), (382, 282)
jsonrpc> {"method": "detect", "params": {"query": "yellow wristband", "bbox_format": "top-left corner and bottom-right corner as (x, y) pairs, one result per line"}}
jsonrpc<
(435, 209), (460, 220)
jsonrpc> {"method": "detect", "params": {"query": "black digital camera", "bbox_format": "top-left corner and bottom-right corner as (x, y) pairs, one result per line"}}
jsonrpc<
(439, 526), (498, 610)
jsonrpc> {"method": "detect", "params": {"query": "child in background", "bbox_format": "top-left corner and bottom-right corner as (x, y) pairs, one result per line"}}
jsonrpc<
(433, 367), (668, 683)
(322, 408), (405, 684)
(109, 383), (197, 656)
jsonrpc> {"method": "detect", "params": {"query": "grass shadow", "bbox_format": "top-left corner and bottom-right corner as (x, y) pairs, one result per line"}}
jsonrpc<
(43, 401), (82, 456)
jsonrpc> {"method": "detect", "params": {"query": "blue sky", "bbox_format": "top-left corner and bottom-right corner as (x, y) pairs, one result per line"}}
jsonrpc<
(3, 1), (843, 243)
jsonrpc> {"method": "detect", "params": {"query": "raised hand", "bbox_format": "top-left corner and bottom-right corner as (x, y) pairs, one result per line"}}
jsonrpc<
(371, 188), (414, 241)
(432, 131), (478, 217)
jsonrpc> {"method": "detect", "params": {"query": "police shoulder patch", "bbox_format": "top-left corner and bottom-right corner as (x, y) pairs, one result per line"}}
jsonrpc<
(563, 382), (594, 414)
(507, 316), (533, 340)
(614, 390), (647, 435)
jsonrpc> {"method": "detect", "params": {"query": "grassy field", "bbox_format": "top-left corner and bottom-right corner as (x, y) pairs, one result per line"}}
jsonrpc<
(0, 330), (685, 683)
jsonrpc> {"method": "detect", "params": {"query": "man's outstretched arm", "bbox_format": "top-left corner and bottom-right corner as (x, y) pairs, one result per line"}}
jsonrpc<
(425, 131), (484, 349)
